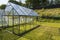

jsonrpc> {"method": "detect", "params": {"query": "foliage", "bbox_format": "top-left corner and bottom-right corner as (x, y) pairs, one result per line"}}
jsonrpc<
(41, 0), (47, 7)
(9, 0), (22, 6)
(0, 5), (6, 9)
(35, 8), (60, 19)
(25, 0), (40, 9)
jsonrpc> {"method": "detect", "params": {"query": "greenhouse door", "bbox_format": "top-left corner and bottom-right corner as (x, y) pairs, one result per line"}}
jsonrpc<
(13, 16), (20, 35)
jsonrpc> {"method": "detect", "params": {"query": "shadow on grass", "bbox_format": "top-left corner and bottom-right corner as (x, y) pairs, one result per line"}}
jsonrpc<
(0, 29), (20, 40)
(14, 25), (40, 36)
(1, 25), (40, 40)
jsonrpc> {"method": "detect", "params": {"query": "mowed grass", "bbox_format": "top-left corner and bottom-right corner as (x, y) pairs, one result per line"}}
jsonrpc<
(1, 8), (60, 40)
(18, 21), (60, 40)
(1, 20), (60, 40)
(40, 22), (60, 28)
(39, 18), (60, 28)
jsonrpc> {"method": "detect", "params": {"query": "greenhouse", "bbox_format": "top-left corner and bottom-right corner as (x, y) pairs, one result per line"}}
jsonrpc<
(0, 9), (7, 28)
(0, 2), (39, 35)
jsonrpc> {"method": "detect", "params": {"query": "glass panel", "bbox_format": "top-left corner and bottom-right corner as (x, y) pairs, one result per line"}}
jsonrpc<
(5, 6), (12, 12)
(18, 6), (28, 15)
(10, 3), (25, 15)
(9, 2), (38, 16)
(22, 7), (38, 16)
(0, 10), (8, 27)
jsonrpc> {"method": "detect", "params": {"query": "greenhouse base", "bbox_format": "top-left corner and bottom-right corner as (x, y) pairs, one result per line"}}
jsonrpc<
(13, 25), (40, 36)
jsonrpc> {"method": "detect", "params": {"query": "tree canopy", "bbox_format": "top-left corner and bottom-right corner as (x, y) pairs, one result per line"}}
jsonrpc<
(0, 0), (60, 9)
(9, 0), (22, 5)
(0, 5), (6, 9)
(25, 0), (40, 9)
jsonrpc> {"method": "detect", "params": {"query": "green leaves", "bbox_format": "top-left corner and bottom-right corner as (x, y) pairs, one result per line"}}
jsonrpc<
(25, 0), (40, 9)
(0, 5), (6, 9)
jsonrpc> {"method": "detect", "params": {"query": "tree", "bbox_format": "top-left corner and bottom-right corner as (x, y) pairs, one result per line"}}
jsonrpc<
(25, 0), (40, 9)
(56, 0), (60, 4)
(41, 0), (47, 7)
(0, 5), (6, 9)
(9, 0), (16, 2)
(9, 0), (22, 6)
(25, 0), (31, 8)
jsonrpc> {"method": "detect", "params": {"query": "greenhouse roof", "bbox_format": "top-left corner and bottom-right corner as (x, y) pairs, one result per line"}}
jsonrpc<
(5, 2), (38, 16)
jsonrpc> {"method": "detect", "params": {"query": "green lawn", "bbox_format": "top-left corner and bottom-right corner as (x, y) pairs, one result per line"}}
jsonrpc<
(17, 21), (60, 40)
(1, 20), (60, 40)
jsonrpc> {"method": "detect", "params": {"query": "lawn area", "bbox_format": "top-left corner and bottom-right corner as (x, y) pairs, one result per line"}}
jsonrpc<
(17, 20), (60, 40)
(1, 21), (60, 40)
(40, 22), (60, 28)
